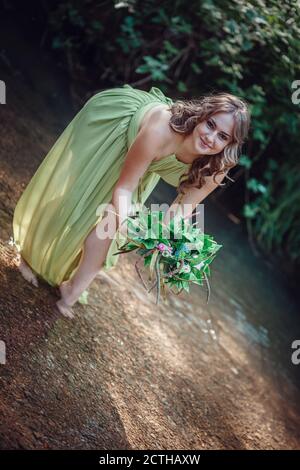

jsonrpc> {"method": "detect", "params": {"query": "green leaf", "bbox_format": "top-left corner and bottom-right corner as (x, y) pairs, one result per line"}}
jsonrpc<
(177, 81), (188, 92)
(78, 290), (89, 305)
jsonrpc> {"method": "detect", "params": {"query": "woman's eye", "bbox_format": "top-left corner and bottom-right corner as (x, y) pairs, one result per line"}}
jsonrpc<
(207, 120), (229, 141)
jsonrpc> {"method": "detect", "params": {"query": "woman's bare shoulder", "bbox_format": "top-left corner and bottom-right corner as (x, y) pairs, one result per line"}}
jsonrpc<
(138, 105), (176, 160)
(138, 103), (171, 132)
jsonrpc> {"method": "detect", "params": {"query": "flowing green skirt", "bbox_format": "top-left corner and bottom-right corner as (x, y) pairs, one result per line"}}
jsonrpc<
(13, 84), (189, 286)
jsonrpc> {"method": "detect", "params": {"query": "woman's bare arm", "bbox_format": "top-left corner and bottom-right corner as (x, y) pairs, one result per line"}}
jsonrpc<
(163, 171), (227, 223)
(112, 118), (171, 228)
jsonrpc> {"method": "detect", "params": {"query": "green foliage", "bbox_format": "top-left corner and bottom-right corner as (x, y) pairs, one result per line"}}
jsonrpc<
(244, 161), (300, 262)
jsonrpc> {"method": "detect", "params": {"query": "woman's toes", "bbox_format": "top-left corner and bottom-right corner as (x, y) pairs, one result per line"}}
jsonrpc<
(55, 299), (74, 319)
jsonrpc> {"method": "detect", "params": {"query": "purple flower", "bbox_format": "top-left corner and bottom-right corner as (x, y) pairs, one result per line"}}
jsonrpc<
(157, 243), (172, 254)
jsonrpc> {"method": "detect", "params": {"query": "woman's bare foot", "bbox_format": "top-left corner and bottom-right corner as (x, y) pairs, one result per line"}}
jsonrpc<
(18, 255), (39, 287)
(55, 299), (75, 319)
(55, 280), (76, 319)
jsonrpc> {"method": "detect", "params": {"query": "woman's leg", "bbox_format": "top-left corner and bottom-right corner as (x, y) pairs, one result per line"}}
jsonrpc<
(56, 206), (116, 318)
(17, 255), (39, 287)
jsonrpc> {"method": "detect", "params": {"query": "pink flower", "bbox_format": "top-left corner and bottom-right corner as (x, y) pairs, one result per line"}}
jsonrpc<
(157, 243), (173, 254)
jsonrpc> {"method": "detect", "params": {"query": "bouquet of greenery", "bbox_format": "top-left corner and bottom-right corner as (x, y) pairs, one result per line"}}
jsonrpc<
(113, 209), (222, 304)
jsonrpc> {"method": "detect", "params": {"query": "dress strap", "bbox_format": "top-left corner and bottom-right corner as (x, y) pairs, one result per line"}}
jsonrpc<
(148, 86), (174, 106)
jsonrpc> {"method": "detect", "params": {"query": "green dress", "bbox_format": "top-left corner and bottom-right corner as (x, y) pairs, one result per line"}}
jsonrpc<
(12, 84), (190, 287)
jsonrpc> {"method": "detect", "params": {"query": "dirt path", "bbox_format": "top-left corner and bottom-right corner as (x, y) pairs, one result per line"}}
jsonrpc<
(1, 49), (300, 450)
(1, 238), (300, 449)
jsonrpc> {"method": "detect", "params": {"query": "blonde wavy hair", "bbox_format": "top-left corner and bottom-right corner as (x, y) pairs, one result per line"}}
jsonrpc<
(169, 92), (251, 196)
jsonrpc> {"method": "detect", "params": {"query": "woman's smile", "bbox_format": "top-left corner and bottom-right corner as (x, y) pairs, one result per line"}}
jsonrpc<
(199, 135), (211, 149)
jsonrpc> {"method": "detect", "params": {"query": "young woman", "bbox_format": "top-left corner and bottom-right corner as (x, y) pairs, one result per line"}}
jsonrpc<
(13, 84), (250, 318)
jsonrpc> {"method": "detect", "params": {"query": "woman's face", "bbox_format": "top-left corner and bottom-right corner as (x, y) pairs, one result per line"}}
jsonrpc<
(192, 112), (235, 155)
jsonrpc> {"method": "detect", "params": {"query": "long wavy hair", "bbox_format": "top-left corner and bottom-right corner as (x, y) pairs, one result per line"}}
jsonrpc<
(169, 92), (251, 196)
